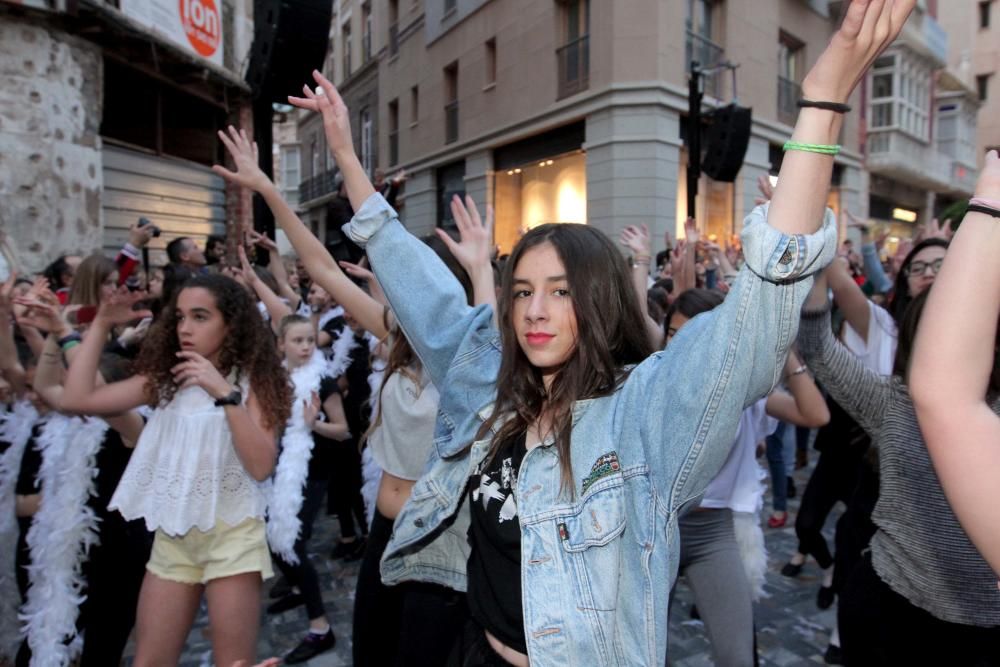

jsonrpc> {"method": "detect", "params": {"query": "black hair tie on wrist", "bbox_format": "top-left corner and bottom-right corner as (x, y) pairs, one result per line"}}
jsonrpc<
(797, 99), (852, 113)
(967, 204), (1000, 219)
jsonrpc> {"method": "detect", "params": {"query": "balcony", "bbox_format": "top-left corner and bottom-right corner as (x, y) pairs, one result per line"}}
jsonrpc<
(556, 35), (590, 100)
(444, 101), (459, 144)
(298, 168), (339, 204)
(388, 23), (399, 57)
(389, 130), (399, 166)
(686, 31), (725, 98)
(867, 130), (953, 191)
(777, 76), (801, 127)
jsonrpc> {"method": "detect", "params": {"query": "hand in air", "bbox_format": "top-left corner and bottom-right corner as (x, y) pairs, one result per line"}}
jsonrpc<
(213, 126), (271, 193)
(95, 287), (152, 327)
(619, 224), (651, 258)
(802, 0), (916, 103)
(435, 195), (495, 276)
(288, 70), (354, 157)
(975, 149), (1000, 198)
(13, 297), (70, 336)
(683, 217), (700, 245)
(754, 174), (774, 206)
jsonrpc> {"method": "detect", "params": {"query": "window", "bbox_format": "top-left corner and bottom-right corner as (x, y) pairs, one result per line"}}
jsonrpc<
(444, 62), (458, 143)
(362, 3), (372, 63)
(388, 0), (399, 56)
(436, 160), (465, 229)
(868, 51), (931, 140)
(444, 0), (456, 14)
(360, 107), (374, 176)
(410, 85), (419, 125)
(310, 135), (321, 178)
(281, 146), (301, 205)
(485, 38), (497, 87)
(977, 74), (992, 102)
(777, 32), (804, 125)
(557, 0), (589, 99)
(342, 21), (352, 77)
(686, 0), (724, 95)
(388, 99), (399, 166)
(980, 1), (992, 29)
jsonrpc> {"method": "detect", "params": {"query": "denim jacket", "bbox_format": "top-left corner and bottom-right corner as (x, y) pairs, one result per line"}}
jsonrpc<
(345, 194), (836, 666)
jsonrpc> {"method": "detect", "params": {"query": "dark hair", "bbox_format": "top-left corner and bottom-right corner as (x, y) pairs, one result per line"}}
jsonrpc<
(133, 273), (291, 430)
(252, 265), (281, 297)
(652, 277), (674, 295)
(166, 237), (192, 265)
(663, 288), (725, 341)
(42, 255), (74, 290)
(205, 235), (226, 264)
(478, 224), (653, 493)
(889, 238), (948, 325)
(647, 286), (670, 313)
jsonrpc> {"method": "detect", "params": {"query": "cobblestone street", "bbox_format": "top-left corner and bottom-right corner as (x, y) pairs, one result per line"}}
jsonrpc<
(146, 459), (841, 667)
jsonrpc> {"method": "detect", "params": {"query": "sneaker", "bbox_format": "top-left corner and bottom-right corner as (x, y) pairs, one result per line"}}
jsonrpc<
(781, 561), (804, 578)
(824, 643), (843, 665)
(284, 629), (336, 664)
(268, 575), (292, 599)
(343, 536), (368, 562)
(266, 592), (305, 615)
(330, 539), (359, 560)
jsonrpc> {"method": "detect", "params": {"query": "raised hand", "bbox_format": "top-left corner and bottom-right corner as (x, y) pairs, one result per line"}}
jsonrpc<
(288, 70), (354, 158)
(923, 217), (953, 242)
(171, 350), (232, 399)
(127, 220), (156, 249)
(95, 286), (153, 327)
(683, 217), (700, 244)
(246, 228), (279, 253)
(436, 195), (495, 276)
(619, 225), (651, 260)
(13, 297), (70, 336)
(237, 245), (261, 287)
(755, 174), (775, 205)
(0, 272), (17, 314)
(802, 0), (916, 103)
(212, 126), (271, 193)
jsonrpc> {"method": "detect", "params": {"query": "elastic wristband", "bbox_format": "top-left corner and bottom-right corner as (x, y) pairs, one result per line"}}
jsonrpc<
(783, 141), (840, 156)
(970, 197), (1000, 210)
(57, 332), (82, 347)
(966, 204), (1000, 219)
(797, 99), (851, 113)
(61, 339), (81, 352)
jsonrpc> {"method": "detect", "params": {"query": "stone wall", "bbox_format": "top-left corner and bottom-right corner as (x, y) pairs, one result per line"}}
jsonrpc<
(0, 15), (103, 274)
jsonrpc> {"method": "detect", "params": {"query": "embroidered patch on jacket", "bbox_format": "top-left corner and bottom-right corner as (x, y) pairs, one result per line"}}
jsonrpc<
(581, 451), (621, 494)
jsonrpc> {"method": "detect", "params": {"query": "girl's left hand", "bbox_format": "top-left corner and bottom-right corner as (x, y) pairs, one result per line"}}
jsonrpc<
(619, 224), (651, 258)
(436, 194), (495, 275)
(302, 391), (321, 427)
(171, 351), (232, 399)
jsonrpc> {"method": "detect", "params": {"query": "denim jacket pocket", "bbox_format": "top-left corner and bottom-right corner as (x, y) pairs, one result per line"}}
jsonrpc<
(555, 478), (626, 612)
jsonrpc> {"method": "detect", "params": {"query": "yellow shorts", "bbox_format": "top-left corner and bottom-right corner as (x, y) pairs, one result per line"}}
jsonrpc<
(146, 517), (273, 585)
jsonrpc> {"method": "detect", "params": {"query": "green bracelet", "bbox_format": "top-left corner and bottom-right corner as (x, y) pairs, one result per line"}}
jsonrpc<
(61, 339), (81, 352)
(783, 141), (840, 155)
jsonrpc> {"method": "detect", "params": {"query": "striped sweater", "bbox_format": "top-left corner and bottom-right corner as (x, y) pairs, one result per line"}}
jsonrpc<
(798, 306), (1000, 627)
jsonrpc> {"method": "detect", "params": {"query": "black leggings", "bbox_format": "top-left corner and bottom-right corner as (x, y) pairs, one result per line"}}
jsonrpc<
(353, 508), (467, 666)
(328, 442), (368, 540)
(794, 443), (865, 569)
(839, 551), (1000, 666)
(273, 478), (329, 620)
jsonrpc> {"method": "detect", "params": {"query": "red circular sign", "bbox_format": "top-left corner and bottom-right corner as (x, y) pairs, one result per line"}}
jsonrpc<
(179, 0), (221, 58)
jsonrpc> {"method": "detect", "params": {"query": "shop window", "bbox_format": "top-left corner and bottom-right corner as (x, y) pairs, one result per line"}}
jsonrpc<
(437, 161), (466, 229)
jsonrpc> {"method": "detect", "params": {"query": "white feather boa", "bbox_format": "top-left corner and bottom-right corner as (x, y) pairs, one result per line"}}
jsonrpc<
(733, 462), (770, 601)
(360, 360), (386, 528)
(0, 401), (38, 659)
(20, 414), (108, 666)
(266, 354), (326, 564)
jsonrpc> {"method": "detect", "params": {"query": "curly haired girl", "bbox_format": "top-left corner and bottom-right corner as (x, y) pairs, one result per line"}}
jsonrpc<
(60, 272), (291, 666)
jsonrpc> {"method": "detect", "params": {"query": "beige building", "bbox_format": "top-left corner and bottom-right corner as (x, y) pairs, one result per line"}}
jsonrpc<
(938, 0), (1000, 164)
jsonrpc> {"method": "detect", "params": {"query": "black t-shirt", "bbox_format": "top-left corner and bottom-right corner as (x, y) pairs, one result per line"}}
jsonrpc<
(15, 424), (43, 497)
(466, 432), (528, 654)
(308, 376), (342, 481)
(341, 333), (373, 442)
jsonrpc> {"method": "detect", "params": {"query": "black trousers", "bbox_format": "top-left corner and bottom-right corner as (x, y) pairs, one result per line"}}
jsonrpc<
(273, 478), (329, 620)
(328, 442), (368, 540)
(839, 551), (1000, 666)
(353, 508), (467, 666)
(794, 443), (865, 569)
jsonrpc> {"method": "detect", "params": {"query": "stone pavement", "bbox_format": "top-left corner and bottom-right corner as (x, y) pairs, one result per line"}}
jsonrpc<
(138, 458), (841, 667)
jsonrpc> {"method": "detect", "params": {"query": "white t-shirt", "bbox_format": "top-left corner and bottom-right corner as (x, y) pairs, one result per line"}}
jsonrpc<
(700, 397), (777, 513)
(842, 300), (898, 375)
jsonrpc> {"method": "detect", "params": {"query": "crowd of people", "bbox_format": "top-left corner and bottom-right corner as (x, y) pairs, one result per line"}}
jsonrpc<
(1, 1), (999, 665)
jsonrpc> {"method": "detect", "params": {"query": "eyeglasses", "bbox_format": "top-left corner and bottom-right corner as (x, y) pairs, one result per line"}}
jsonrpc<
(905, 258), (944, 277)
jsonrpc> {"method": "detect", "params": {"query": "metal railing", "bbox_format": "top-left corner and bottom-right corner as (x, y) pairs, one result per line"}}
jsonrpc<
(444, 101), (459, 144)
(777, 75), (801, 126)
(298, 168), (339, 203)
(388, 23), (399, 57)
(389, 130), (399, 166)
(685, 31), (724, 98)
(556, 35), (590, 100)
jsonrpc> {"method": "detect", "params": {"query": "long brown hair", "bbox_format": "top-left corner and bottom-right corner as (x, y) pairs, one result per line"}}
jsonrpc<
(478, 224), (653, 493)
(68, 254), (117, 305)
(133, 273), (291, 430)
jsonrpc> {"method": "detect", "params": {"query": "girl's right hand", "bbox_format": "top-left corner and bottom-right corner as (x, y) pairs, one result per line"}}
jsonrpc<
(95, 287), (153, 327)
(288, 70), (355, 158)
(212, 126), (272, 193)
(619, 224), (651, 258)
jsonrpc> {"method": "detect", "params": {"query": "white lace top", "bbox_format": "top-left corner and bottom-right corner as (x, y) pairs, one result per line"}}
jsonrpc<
(109, 380), (268, 536)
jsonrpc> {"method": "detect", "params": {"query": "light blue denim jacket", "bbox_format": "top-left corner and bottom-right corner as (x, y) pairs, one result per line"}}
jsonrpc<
(345, 194), (836, 666)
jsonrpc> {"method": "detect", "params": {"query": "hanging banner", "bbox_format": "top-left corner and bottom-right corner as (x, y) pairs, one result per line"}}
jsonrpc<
(120, 0), (225, 66)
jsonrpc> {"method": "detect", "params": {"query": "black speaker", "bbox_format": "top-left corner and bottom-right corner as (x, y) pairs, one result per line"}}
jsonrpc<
(701, 104), (752, 182)
(246, 0), (333, 102)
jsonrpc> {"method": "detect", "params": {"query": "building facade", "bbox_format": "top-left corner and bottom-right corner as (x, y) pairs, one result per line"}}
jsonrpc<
(0, 0), (257, 272)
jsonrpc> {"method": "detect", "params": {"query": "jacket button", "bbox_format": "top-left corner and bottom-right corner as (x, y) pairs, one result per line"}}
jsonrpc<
(414, 518), (424, 527)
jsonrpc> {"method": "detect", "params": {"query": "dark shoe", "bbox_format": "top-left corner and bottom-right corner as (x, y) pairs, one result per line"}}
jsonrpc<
(796, 448), (809, 470)
(824, 643), (843, 665)
(781, 561), (804, 578)
(689, 604), (700, 620)
(787, 476), (797, 499)
(284, 629), (337, 664)
(343, 536), (368, 562)
(330, 538), (359, 560)
(817, 584), (836, 610)
(266, 592), (305, 615)
(268, 575), (292, 599)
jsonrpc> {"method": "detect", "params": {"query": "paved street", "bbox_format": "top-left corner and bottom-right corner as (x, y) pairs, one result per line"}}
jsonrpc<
(139, 458), (841, 667)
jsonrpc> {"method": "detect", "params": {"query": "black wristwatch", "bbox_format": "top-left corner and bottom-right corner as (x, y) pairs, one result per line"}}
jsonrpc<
(213, 388), (243, 407)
